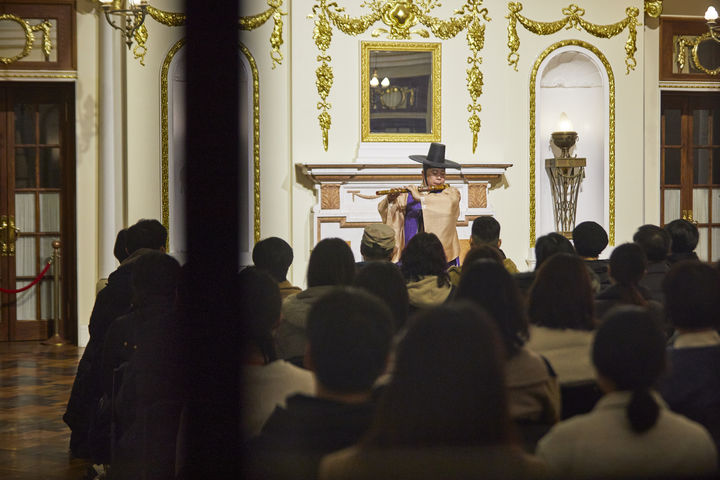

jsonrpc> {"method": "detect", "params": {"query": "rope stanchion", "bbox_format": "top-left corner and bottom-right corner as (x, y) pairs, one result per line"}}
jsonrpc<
(0, 261), (52, 294)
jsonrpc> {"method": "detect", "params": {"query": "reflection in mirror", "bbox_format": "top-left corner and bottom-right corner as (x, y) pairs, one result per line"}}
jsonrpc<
(362, 42), (440, 142)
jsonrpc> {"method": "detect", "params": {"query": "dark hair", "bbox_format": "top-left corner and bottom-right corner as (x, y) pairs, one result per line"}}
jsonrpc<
(572, 221), (608, 258)
(362, 303), (512, 447)
(593, 306), (666, 433)
(609, 243), (648, 306)
(125, 219), (168, 253)
(360, 243), (393, 261)
(633, 225), (671, 262)
(114, 228), (129, 263)
(471, 216), (501, 245)
(400, 232), (449, 287)
(131, 251), (181, 305)
(239, 267), (281, 364)
(664, 219), (699, 254)
(306, 238), (356, 288)
(528, 253), (594, 330)
(663, 261), (720, 329)
(355, 262), (408, 332)
(462, 245), (504, 267)
(455, 260), (528, 356)
(306, 288), (393, 393)
(535, 232), (575, 269)
(252, 237), (294, 282)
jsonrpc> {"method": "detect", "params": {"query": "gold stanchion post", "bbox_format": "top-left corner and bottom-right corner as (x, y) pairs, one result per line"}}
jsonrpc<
(42, 240), (68, 346)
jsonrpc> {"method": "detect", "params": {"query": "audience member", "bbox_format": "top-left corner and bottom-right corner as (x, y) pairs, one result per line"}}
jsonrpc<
(665, 218), (700, 263)
(456, 261), (560, 425)
(448, 244), (503, 286)
(470, 216), (519, 273)
(277, 238), (355, 365)
(357, 224), (396, 268)
(515, 232), (575, 296)
(633, 224), (671, 303)
(572, 221), (611, 292)
(252, 237), (302, 299)
(320, 303), (547, 480)
(537, 306), (717, 478)
(240, 268), (314, 439)
(400, 232), (453, 313)
(96, 228), (130, 293)
(248, 288), (393, 480)
(355, 261), (407, 333)
(526, 253), (596, 385)
(660, 261), (720, 453)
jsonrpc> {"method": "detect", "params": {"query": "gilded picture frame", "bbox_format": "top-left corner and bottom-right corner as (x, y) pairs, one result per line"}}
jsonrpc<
(361, 41), (441, 143)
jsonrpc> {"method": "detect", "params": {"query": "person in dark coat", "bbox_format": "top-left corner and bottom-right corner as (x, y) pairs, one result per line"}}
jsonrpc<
(515, 232), (575, 296)
(633, 224), (671, 303)
(664, 218), (700, 263)
(572, 221), (610, 293)
(63, 219), (167, 459)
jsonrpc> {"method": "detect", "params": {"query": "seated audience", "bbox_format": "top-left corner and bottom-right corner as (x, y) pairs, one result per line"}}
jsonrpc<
(572, 221), (610, 293)
(277, 238), (355, 365)
(456, 260), (560, 425)
(537, 306), (717, 478)
(469, 216), (519, 273)
(240, 268), (314, 439)
(448, 244), (504, 286)
(319, 303), (547, 480)
(400, 232), (453, 314)
(633, 224), (671, 303)
(355, 261), (408, 333)
(515, 232), (575, 296)
(526, 253), (596, 385)
(252, 237), (302, 299)
(356, 224), (396, 268)
(248, 288), (394, 480)
(665, 218), (700, 263)
(96, 228), (129, 293)
(660, 261), (720, 453)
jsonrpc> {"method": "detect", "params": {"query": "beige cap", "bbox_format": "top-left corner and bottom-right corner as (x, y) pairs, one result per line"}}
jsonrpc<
(361, 224), (395, 250)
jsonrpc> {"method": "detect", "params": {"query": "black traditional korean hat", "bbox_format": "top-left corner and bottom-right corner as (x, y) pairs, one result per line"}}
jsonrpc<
(408, 143), (461, 169)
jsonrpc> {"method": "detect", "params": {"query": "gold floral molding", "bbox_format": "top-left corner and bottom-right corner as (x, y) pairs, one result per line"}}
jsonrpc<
(309, 0), (491, 152)
(644, 1), (663, 18)
(677, 33), (720, 76)
(506, 3), (640, 75)
(0, 14), (52, 65)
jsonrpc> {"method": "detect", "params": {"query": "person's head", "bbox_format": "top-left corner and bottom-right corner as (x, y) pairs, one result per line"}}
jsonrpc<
(360, 224), (396, 261)
(664, 219), (699, 254)
(663, 261), (720, 330)
(409, 143), (459, 187)
(125, 219), (167, 254)
(423, 166), (446, 187)
(131, 251), (181, 306)
(252, 237), (294, 283)
(363, 302), (512, 448)
(306, 238), (356, 288)
(355, 262), (409, 332)
(239, 267), (282, 363)
(633, 224), (671, 262)
(470, 216), (501, 248)
(572, 221), (608, 259)
(306, 288), (393, 394)
(593, 306), (667, 433)
(528, 253), (594, 330)
(455, 260), (528, 357)
(462, 245), (504, 268)
(609, 243), (647, 286)
(534, 232), (575, 269)
(114, 229), (129, 263)
(400, 232), (449, 286)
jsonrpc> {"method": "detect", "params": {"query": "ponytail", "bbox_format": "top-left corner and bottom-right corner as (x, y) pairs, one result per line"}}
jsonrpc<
(627, 389), (659, 433)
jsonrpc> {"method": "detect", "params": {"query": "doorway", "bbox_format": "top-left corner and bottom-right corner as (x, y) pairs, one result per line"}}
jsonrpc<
(0, 83), (76, 341)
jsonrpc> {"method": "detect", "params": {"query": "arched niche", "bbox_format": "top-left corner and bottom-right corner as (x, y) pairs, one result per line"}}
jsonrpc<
(530, 40), (615, 257)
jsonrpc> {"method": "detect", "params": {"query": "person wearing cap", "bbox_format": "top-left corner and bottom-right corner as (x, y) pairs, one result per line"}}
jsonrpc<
(356, 224), (396, 269)
(378, 143), (461, 265)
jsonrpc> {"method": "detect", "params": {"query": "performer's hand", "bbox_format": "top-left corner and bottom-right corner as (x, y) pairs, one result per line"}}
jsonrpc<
(407, 185), (422, 201)
(387, 191), (400, 202)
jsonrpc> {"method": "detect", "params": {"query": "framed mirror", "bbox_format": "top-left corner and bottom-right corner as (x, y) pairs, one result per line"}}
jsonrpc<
(361, 41), (441, 142)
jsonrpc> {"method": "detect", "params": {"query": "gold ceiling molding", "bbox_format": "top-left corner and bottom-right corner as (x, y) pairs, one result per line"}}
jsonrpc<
(506, 3), (640, 75)
(0, 14), (53, 65)
(529, 40), (615, 248)
(644, 1), (662, 18)
(676, 33), (720, 76)
(309, 0), (491, 152)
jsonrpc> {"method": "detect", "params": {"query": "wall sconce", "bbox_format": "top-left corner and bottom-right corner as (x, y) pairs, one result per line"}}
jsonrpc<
(370, 69), (379, 87)
(99, 0), (149, 50)
(550, 112), (578, 158)
(706, 6), (720, 42)
(380, 76), (390, 88)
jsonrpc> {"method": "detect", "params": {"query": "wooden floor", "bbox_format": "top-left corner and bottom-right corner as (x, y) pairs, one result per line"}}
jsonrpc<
(0, 342), (90, 480)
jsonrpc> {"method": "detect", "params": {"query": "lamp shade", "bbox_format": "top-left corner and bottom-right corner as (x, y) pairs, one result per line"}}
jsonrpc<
(706, 6), (719, 21)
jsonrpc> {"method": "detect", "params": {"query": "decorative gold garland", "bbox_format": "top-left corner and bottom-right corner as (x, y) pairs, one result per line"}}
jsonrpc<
(0, 14), (53, 65)
(506, 3), (640, 75)
(676, 33), (720, 76)
(644, 0), (663, 18)
(309, 0), (491, 152)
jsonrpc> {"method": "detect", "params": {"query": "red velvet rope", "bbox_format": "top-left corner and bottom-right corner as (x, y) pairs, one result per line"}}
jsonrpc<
(0, 261), (52, 294)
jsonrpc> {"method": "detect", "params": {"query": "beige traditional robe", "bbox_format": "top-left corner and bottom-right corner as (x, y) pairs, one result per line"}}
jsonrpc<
(378, 186), (460, 262)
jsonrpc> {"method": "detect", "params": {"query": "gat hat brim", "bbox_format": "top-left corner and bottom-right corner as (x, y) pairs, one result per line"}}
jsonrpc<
(409, 143), (461, 169)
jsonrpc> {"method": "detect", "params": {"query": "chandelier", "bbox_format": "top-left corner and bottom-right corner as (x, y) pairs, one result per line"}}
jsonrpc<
(705, 6), (720, 42)
(99, 0), (149, 49)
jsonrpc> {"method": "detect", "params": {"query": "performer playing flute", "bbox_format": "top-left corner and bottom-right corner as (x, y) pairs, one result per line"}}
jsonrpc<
(379, 143), (461, 264)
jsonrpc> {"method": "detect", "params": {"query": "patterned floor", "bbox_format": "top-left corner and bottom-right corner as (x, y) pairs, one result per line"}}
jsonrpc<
(0, 342), (89, 480)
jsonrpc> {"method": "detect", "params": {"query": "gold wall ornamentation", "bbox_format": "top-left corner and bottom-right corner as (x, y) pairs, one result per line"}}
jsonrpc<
(529, 40), (615, 247)
(506, 3), (640, 75)
(644, 0), (662, 18)
(239, 0), (287, 69)
(0, 14), (53, 65)
(309, 0), (491, 152)
(677, 33), (720, 76)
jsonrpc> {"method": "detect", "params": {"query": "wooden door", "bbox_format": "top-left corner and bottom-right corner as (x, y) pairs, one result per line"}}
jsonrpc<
(0, 83), (76, 341)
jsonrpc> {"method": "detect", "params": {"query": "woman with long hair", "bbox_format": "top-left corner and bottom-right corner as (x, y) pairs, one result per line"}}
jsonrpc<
(400, 232), (453, 314)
